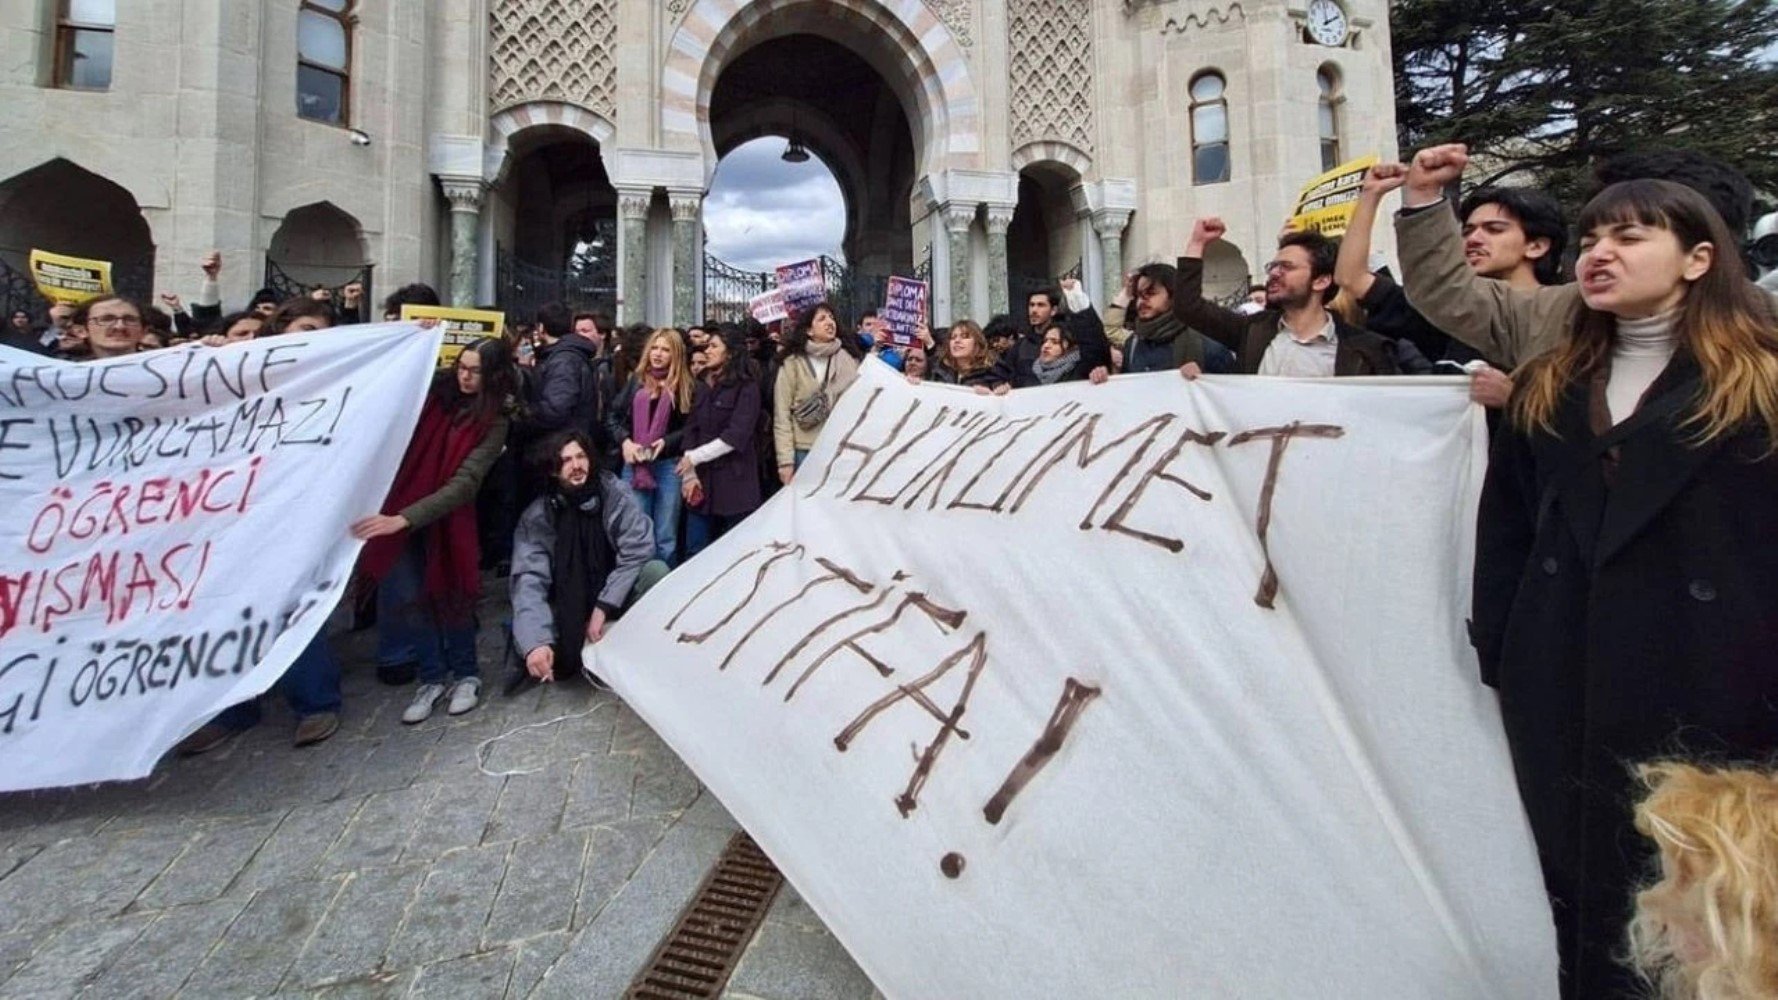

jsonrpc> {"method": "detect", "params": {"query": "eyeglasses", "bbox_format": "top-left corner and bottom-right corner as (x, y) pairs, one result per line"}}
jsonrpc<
(1262, 261), (1302, 275)
(88, 315), (143, 328)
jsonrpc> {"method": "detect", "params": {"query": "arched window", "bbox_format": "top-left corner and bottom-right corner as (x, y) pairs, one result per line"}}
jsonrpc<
(297, 0), (354, 125)
(1189, 72), (1230, 186)
(1317, 66), (1343, 172)
(54, 0), (115, 90)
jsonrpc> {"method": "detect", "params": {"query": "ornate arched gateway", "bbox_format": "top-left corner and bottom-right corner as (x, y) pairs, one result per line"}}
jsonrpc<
(428, 0), (1396, 325)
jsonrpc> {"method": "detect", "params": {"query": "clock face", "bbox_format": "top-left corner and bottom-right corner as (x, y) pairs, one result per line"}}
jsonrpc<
(1307, 0), (1349, 46)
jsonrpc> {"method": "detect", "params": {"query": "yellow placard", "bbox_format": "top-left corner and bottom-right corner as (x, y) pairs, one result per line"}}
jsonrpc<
(28, 249), (113, 304)
(1288, 154), (1379, 238)
(400, 305), (507, 368)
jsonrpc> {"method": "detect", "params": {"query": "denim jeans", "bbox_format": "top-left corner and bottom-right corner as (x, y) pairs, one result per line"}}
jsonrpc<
(377, 538), (479, 685)
(684, 511), (745, 560)
(622, 458), (683, 566)
(215, 633), (343, 730)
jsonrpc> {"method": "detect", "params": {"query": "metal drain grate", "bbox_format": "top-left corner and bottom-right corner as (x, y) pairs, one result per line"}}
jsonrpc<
(625, 832), (785, 999)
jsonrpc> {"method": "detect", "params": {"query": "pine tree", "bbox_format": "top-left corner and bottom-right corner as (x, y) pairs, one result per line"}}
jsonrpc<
(1392, 0), (1778, 221)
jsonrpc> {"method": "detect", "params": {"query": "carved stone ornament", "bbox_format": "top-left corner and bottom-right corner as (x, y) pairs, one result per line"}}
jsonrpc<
(1008, 0), (1095, 153)
(489, 0), (618, 118)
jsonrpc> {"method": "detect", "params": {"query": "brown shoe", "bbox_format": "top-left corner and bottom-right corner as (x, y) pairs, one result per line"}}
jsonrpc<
(176, 723), (239, 757)
(292, 712), (340, 747)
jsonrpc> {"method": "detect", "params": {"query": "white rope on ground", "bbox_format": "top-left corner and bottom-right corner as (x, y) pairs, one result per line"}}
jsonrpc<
(475, 697), (620, 778)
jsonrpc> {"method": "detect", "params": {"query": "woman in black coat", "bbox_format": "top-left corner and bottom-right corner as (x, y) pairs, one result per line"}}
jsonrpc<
(678, 325), (764, 559)
(1472, 179), (1778, 999)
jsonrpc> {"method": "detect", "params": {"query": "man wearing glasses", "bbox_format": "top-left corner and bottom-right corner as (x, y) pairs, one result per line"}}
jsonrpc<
(71, 295), (149, 360)
(1172, 218), (1400, 377)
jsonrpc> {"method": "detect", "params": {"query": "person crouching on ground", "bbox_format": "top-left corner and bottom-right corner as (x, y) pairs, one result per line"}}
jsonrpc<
(353, 337), (516, 724)
(510, 430), (668, 690)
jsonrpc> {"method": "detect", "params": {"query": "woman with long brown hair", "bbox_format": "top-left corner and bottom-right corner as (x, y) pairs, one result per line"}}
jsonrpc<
(608, 327), (695, 565)
(353, 337), (517, 724)
(924, 320), (999, 389)
(1467, 178), (1778, 998)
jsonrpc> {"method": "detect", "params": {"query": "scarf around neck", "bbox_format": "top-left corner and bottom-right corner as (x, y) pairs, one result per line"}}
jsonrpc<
(630, 379), (675, 491)
(1132, 312), (1206, 368)
(805, 337), (842, 358)
(550, 483), (612, 676)
(1031, 348), (1081, 385)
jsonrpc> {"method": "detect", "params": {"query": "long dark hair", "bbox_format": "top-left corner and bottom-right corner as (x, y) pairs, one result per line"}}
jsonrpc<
(707, 324), (761, 386)
(1512, 179), (1778, 449)
(433, 336), (516, 426)
(777, 302), (860, 361)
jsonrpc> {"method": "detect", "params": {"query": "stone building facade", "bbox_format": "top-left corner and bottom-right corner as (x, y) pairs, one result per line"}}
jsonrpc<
(0, 0), (1398, 325)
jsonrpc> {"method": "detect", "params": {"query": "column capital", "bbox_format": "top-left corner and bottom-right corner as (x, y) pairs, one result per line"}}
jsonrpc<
(940, 202), (978, 235)
(667, 189), (703, 223)
(616, 187), (655, 217)
(438, 176), (486, 213)
(1091, 208), (1133, 236)
(983, 204), (1017, 234)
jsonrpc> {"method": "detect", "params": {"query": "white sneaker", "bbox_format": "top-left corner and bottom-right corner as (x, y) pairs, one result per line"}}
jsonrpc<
(446, 677), (481, 716)
(402, 683), (447, 724)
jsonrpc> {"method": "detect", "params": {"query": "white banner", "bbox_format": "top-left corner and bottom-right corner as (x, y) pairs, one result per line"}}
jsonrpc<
(600, 362), (1559, 999)
(0, 324), (442, 791)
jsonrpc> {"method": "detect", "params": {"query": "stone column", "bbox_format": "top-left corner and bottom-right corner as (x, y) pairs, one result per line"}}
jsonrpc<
(983, 205), (1015, 320)
(1093, 209), (1133, 307)
(617, 187), (653, 326)
(439, 177), (485, 308)
(942, 203), (977, 324)
(668, 191), (702, 326)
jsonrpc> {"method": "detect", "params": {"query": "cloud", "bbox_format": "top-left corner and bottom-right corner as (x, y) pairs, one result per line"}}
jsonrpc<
(705, 138), (846, 272)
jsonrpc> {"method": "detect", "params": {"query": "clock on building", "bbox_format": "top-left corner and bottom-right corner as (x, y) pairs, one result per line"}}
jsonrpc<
(1306, 0), (1350, 47)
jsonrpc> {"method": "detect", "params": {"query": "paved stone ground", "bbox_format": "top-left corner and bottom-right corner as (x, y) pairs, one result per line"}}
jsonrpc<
(0, 588), (882, 999)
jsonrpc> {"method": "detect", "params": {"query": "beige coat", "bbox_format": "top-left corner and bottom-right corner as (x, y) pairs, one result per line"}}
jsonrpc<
(1394, 202), (1582, 369)
(772, 349), (860, 467)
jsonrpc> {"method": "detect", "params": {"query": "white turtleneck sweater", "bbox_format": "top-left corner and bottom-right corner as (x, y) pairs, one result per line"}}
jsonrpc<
(1607, 311), (1678, 425)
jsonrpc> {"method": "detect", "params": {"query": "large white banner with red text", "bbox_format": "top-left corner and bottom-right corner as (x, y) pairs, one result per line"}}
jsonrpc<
(0, 325), (440, 790)
(598, 361), (1559, 999)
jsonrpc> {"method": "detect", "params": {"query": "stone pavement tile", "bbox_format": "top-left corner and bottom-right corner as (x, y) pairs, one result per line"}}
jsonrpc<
(338, 727), (447, 798)
(231, 797), (360, 894)
(560, 753), (636, 830)
(181, 877), (344, 997)
(0, 912), (155, 1000)
(0, 843), (42, 881)
(611, 706), (674, 758)
(532, 820), (733, 999)
(550, 692), (621, 757)
(134, 819), (278, 909)
(316, 785), (434, 875)
(287, 864), (427, 988)
(384, 842), (510, 969)
(0, 930), (37, 981)
(0, 827), (188, 933)
(301, 968), (417, 999)
(678, 788), (740, 832)
(409, 947), (517, 1000)
(197, 735), (368, 814)
(477, 713), (567, 779)
(507, 930), (570, 997)
(763, 880), (827, 933)
(630, 752), (702, 819)
(85, 895), (249, 999)
(484, 762), (575, 844)
(399, 774), (504, 863)
(723, 921), (877, 1000)
(571, 816), (671, 931)
(483, 831), (586, 946)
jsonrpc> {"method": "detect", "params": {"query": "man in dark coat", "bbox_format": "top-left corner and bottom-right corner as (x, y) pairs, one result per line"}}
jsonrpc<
(1175, 219), (1400, 376)
(989, 278), (1112, 388)
(527, 302), (600, 436)
(1472, 355), (1778, 999)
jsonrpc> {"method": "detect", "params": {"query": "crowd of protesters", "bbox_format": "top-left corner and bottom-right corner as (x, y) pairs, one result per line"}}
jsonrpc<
(5, 142), (1778, 1000)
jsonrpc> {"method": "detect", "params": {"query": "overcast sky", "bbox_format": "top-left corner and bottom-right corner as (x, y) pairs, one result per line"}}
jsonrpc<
(704, 137), (847, 272)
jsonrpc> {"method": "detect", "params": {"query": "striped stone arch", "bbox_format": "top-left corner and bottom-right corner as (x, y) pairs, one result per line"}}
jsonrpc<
(484, 101), (617, 185)
(662, 0), (980, 177)
(1010, 140), (1094, 180)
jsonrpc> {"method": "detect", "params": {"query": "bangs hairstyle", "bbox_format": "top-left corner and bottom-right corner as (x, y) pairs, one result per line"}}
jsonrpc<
(944, 320), (992, 375)
(1511, 179), (1778, 451)
(1629, 761), (1778, 999)
(433, 336), (515, 427)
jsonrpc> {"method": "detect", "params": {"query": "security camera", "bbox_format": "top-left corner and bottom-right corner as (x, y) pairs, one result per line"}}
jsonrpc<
(347, 129), (372, 147)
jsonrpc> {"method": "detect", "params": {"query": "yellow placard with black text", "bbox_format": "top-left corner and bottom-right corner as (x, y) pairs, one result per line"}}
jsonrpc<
(28, 249), (113, 304)
(400, 305), (506, 368)
(1289, 154), (1379, 238)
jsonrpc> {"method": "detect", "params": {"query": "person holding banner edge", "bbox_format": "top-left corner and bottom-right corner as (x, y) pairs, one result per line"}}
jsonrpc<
(353, 337), (516, 725)
(1400, 143), (1778, 998)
